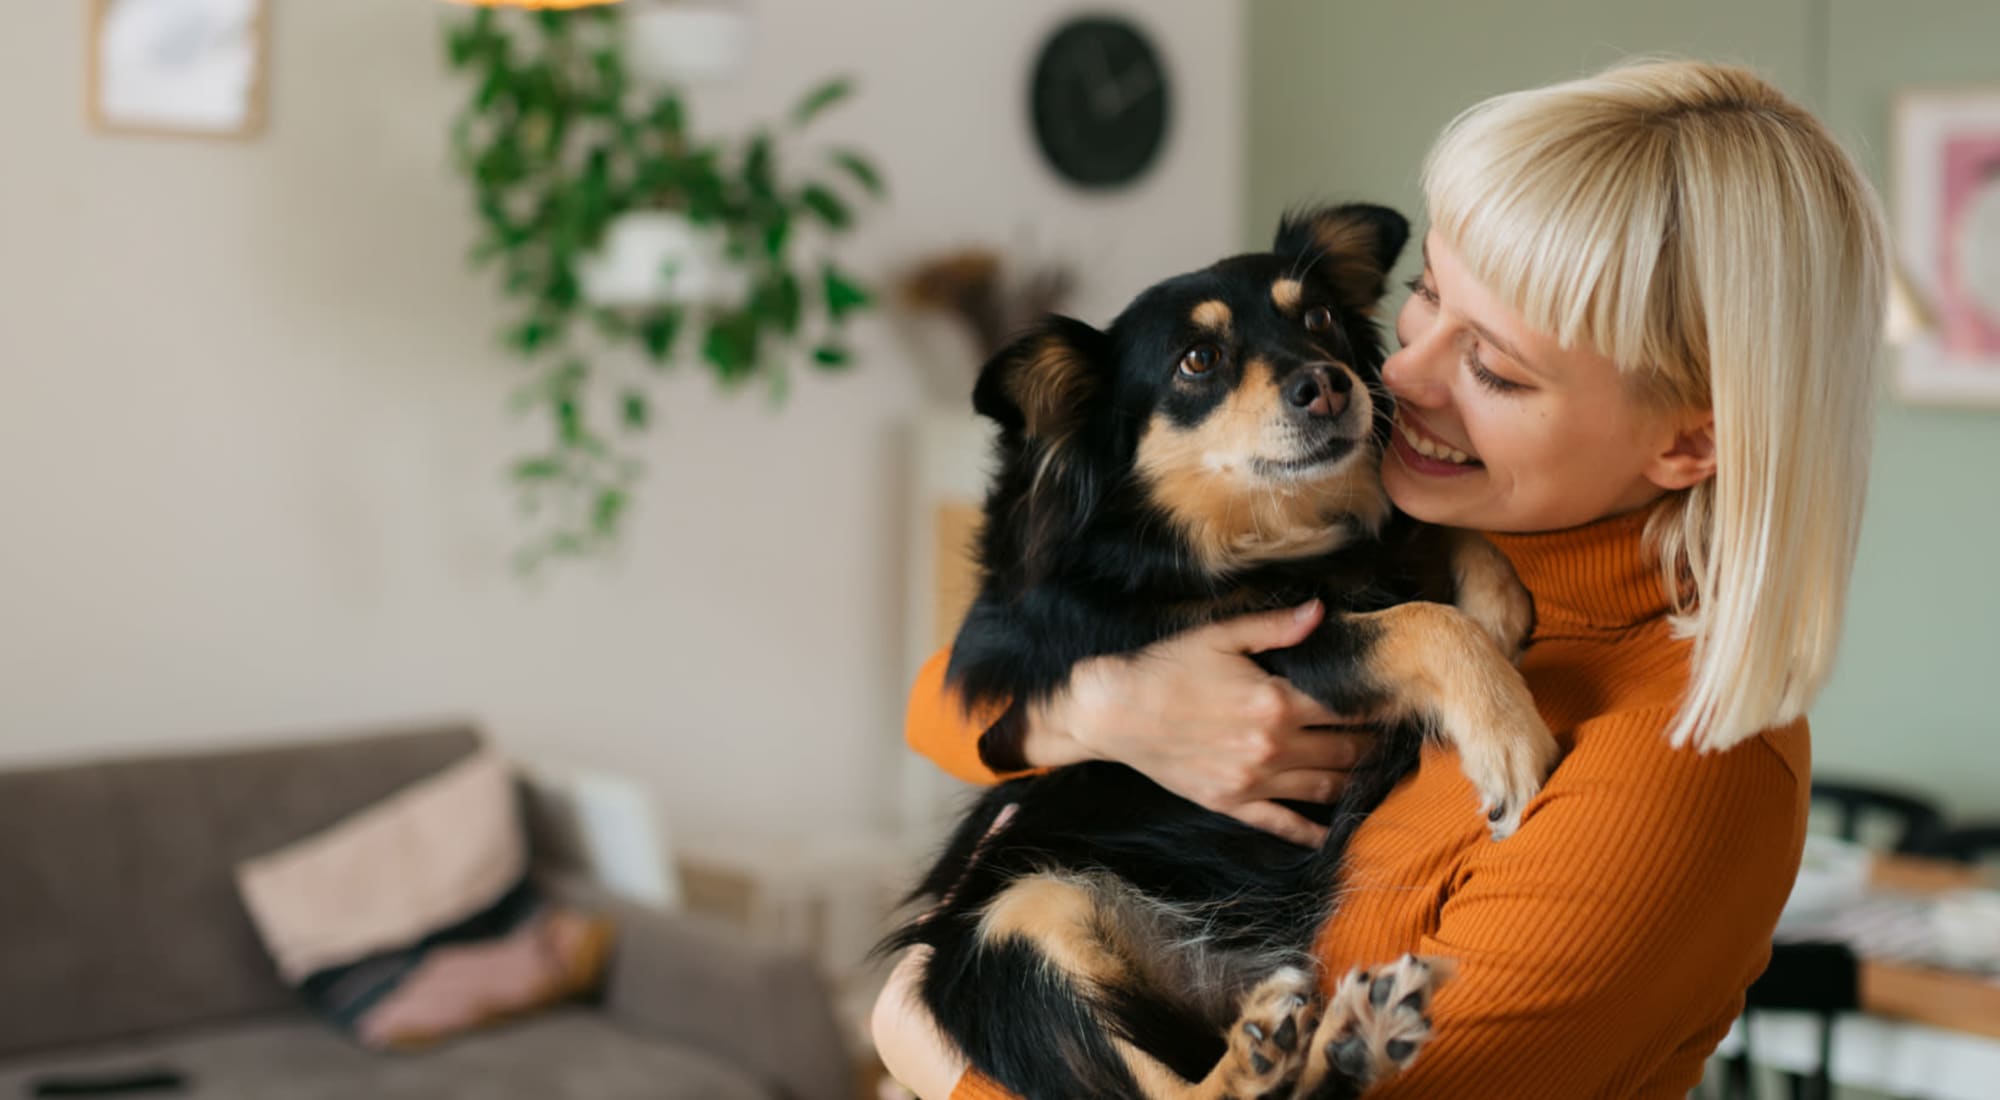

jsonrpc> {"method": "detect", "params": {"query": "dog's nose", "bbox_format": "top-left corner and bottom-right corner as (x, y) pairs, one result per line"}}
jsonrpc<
(1284, 366), (1351, 418)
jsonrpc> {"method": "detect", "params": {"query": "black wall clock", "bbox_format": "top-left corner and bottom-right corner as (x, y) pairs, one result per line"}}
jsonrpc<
(1029, 16), (1171, 190)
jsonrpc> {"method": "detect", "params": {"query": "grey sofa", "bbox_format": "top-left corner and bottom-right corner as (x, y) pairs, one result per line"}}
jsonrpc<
(0, 724), (852, 1100)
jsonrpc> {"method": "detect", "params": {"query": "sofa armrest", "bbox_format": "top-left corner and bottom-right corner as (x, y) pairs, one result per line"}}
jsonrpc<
(540, 871), (852, 1100)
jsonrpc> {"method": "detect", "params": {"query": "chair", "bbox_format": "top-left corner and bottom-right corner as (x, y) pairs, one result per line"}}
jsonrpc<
(1919, 821), (2000, 865)
(1719, 942), (1861, 1100)
(1714, 780), (1946, 1099)
(1808, 779), (1947, 854)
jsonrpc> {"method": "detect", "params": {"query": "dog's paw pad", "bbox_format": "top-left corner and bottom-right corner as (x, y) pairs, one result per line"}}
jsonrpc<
(1300, 954), (1452, 1091)
(1217, 967), (1317, 1098)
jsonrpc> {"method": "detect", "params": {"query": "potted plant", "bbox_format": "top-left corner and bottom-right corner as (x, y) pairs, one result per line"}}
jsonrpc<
(444, 6), (883, 571)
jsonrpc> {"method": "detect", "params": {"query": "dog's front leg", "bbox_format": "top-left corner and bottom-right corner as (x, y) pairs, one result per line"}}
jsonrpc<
(1262, 605), (1557, 838)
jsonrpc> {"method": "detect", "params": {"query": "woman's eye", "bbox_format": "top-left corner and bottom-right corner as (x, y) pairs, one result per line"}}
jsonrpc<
(1304, 306), (1334, 333)
(1180, 344), (1220, 376)
(1467, 346), (1529, 395)
(1403, 274), (1438, 305)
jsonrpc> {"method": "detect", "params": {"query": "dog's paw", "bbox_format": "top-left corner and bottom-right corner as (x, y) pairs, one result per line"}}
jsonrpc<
(1295, 955), (1452, 1096)
(1457, 680), (1559, 840)
(1212, 967), (1317, 1100)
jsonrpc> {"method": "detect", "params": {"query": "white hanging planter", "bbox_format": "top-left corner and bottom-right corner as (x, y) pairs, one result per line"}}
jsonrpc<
(578, 211), (750, 307)
(625, 3), (754, 85)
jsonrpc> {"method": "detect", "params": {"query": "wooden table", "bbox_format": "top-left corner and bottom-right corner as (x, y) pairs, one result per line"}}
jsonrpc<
(1858, 856), (2000, 1041)
(1718, 855), (2000, 1099)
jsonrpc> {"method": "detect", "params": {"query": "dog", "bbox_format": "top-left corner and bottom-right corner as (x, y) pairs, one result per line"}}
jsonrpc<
(884, 204), (1559, 1100)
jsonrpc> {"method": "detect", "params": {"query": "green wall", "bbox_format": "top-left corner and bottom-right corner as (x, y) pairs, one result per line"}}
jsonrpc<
(1248, 0), (2000, 817)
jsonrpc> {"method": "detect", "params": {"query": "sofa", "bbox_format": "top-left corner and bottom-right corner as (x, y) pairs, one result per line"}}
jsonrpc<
(0, 724), (853, 1100)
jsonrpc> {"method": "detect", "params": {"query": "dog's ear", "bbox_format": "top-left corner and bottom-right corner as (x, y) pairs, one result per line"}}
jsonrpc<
(971, 317), (1110, 583)
(1273, 203), (1411, 311)
(971, 316), (1108, 445)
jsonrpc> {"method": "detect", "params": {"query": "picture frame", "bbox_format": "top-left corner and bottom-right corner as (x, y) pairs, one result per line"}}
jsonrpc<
(87, 0), (268, 140)
(1894, 88), (2000, 405)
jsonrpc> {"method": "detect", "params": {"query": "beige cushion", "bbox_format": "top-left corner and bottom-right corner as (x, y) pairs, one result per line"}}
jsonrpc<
(235, 748), (525, 982)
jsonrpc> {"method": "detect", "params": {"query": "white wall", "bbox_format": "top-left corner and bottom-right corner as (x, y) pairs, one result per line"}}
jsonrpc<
(0, 1), (1243, 845)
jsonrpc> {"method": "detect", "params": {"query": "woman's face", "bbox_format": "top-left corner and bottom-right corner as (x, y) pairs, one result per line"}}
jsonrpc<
(1380, 232), (1709, 533)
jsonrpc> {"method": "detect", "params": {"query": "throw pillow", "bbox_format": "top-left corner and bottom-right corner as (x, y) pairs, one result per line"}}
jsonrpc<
(235, 747), (613, 1049)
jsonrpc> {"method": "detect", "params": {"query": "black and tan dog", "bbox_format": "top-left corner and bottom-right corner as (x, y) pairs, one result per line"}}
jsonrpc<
(885, 205), (1558, 1100)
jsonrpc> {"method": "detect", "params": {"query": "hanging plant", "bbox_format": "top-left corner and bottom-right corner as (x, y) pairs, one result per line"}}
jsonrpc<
(443, 6), (884, 571)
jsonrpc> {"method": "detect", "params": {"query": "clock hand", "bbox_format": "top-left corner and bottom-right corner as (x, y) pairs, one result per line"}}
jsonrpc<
(1103, 65), (1159, 117)
(1084, 38), (1122, 117)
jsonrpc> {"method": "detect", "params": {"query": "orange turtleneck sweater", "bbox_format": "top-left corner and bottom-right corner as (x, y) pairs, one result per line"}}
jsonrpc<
(904, 506), (1810, 1100)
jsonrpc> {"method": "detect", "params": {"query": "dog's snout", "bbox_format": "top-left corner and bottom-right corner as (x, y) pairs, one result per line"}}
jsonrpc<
(1284, 366), (1351, 418)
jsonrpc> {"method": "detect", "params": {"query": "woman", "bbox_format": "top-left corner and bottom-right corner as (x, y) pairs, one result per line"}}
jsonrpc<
(876, 58), (1887, 1099)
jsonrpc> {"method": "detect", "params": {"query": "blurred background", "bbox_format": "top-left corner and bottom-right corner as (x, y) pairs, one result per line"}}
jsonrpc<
(0, 2), (1996, 1099)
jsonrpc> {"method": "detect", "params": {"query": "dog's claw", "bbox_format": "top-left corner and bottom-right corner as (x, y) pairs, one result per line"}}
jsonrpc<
(1274, 1015), (1298, 1052)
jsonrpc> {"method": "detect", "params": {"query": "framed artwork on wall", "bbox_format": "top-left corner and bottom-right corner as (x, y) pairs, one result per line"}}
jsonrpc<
(1895, 88), (2000, 405)
(87, 0), (268, 140)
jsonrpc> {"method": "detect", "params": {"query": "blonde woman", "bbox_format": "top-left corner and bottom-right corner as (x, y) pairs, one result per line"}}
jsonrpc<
(873, 57), (1888, 1100)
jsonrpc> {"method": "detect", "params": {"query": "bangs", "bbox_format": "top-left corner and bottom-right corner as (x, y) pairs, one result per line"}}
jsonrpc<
(1421, 88), (1702, 409)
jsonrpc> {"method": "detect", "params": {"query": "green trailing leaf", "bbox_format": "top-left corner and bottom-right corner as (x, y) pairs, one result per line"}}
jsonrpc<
(792, 77), (854, 126)
(475, 67), (508, 112)
(446, 25), (479, 68)
(702, 311), (761, 382)
(761, 211), (791, 259)
(507, 317), (555, 355)
(556, 398), (584, 446)
(799, 185), (852, 231)
(593, 488), (628, 537)
(649, 94), (685, 139)
(512, 456), (565, 482)
(821, 263), (872, 321)
(621, 391), (648, 430)
(829, 150), (886, 198)
(640, 309), (681, 363)
(812, 343), (853, 368)
(744, 133), (777, 203)
(752, 272), (803, 336)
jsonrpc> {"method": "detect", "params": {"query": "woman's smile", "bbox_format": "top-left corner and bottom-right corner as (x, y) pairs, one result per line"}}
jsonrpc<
(1389, 410), (1482, 476)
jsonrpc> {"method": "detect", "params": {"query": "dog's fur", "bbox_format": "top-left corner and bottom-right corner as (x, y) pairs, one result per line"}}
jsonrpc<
(884, 205), (1559, 1100)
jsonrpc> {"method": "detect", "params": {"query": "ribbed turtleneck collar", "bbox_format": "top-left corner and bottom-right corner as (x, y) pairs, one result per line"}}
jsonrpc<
(1483, 503), (1676, 636)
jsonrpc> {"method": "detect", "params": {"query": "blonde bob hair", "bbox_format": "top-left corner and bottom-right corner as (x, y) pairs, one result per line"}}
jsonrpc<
(1422, 59), (1889, 752)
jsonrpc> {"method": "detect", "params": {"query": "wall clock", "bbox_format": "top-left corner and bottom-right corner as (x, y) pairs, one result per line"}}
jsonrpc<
(1029, 16), (1171, 189)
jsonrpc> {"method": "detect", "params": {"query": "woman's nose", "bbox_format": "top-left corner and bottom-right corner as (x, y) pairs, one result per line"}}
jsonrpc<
(1383, 327), (1453, 407)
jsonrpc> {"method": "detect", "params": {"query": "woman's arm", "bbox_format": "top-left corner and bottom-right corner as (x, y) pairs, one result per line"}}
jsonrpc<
(904, 600), (1370, 846)
(1348, 711), (1809, 1098)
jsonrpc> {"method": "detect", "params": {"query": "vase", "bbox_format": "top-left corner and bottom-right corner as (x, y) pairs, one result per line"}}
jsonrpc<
(578, 211), (750, 307)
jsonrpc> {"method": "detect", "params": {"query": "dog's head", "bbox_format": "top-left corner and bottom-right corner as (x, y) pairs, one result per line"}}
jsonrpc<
(974, 203), (1409, 584)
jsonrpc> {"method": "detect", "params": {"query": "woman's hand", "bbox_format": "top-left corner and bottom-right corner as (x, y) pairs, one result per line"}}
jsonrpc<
(1021, 600), (1372, 848)
(873, 948), (967, 1100)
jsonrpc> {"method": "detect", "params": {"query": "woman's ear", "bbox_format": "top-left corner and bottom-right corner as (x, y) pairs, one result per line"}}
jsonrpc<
(1643, 412), (1717, 491)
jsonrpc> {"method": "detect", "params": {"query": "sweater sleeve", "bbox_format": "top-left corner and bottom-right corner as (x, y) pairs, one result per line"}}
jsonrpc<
(904, 646), (1037, 786)
(910, 647), (1034, 1100)
(1361, 711), (1809, 1098)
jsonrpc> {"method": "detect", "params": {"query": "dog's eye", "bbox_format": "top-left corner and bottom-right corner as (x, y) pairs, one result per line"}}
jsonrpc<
(1304, 306), (1334, 334)
(1180, 344), (1220, 377)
